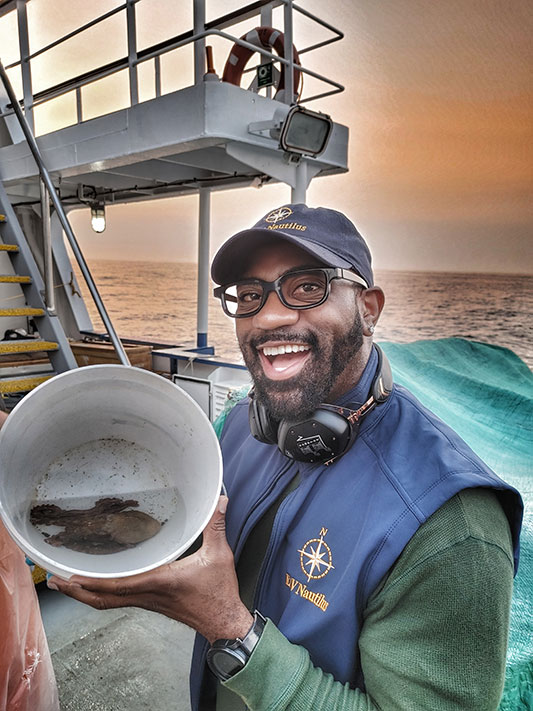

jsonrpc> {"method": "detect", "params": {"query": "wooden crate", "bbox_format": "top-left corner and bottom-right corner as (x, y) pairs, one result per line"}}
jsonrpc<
(70, 340), (153, 370)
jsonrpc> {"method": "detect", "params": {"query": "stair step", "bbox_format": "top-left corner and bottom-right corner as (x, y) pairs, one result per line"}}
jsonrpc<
(0, 275), (31, 283)
(0, 362), (54, 377)
(0, 339), (59, 355)
(0, 307), (45, 317)
(0, 373), (53, 393)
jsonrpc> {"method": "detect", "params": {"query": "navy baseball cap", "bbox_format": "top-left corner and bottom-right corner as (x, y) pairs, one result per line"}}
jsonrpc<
(211, 204), (374, 287)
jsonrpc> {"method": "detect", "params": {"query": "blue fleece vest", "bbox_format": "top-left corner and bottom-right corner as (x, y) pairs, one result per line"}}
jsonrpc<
(190, 349), (522, 709)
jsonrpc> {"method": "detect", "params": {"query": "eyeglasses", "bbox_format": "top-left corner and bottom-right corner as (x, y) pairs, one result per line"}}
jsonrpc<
(213, 267), (367, 318)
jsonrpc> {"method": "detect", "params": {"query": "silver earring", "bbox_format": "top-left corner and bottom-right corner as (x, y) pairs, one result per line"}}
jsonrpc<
(368, 323), (375, 334)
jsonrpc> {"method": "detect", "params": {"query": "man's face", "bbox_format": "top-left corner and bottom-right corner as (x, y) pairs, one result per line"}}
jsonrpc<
(235, 241), (366, 421)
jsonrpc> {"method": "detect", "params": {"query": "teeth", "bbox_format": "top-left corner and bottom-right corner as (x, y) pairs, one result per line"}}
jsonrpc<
(261, 344), (310, 356)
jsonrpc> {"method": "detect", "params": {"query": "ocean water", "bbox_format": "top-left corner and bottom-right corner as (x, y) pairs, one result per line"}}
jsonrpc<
(75, 261), (533, 370)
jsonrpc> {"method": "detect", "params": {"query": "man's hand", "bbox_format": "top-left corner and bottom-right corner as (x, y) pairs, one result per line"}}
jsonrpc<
(0, 410), (8, 429)
(47, 496), (253, 644)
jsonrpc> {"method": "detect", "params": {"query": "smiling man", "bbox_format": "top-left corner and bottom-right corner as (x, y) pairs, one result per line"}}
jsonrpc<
(230, 244), (375, 422)
(51, 204), (522, 711)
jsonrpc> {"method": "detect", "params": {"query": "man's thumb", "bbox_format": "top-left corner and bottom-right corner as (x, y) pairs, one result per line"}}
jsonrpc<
(217, 495), (228, 516)
(203, 495), (229, 544)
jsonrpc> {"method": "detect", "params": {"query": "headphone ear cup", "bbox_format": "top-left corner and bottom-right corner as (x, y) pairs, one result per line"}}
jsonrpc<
(248, 396), (279, 445)
(278, 409), (354, 463)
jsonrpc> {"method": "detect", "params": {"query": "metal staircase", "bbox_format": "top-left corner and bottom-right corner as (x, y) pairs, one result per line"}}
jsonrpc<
(0, 181), (77, 405)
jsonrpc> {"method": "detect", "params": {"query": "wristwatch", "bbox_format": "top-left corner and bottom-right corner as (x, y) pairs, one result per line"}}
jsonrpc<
(206, 611), (267, 681)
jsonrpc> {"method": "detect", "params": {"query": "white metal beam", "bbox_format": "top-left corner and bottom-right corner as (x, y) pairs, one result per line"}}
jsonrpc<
(196, 188), (210, 349)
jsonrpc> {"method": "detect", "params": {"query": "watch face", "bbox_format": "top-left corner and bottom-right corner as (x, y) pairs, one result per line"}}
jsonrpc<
(209, 649), (244, 681)
(207, 612), (266, 682)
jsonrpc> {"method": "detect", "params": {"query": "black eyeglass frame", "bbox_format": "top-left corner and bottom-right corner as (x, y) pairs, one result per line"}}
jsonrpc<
(213, 267), (368, 319)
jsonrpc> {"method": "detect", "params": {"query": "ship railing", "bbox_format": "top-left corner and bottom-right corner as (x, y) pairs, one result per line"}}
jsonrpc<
(0, 0), (344, 136)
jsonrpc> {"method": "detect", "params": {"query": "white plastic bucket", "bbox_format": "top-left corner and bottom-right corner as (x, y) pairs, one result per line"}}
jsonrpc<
(0, 365), (222, 579)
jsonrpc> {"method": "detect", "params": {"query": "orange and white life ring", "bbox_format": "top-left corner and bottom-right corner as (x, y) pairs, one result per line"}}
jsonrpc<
(222, 26), (301, 100)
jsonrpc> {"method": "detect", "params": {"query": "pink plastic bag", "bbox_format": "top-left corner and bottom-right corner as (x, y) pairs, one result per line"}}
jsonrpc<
(0, 521), (59, 711)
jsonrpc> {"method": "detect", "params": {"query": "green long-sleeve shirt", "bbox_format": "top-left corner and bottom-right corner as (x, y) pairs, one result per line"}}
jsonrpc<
(222, 488), (514, 710)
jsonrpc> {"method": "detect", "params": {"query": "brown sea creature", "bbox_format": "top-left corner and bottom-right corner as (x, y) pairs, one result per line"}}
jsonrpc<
(30, 497), (161, 554)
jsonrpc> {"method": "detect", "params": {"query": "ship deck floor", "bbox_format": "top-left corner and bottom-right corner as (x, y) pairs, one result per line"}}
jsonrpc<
(38, 584), (195, 710)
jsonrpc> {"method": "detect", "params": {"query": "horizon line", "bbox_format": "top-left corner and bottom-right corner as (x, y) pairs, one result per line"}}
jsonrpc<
(74, 257), (533, 278)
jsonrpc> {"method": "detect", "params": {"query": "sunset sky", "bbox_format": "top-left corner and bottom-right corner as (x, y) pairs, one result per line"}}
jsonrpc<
(1, 0), (531, 273)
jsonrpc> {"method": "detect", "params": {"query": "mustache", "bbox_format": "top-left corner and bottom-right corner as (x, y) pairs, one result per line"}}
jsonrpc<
(247, 331), (320, 350)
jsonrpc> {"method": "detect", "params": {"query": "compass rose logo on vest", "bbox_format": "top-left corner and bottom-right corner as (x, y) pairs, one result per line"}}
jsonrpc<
(298, 527), (334, 581)
(265, 206), (293, 223)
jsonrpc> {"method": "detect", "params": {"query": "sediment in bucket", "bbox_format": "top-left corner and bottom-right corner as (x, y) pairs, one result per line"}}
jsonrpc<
(0, 365), (222, 578)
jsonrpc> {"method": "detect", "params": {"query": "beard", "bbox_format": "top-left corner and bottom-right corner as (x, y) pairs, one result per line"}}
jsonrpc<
(239, 311), (364, 422)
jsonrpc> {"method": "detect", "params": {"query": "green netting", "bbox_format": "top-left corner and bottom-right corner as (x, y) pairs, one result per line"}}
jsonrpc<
(213, 386), (250, 439)
(212, 338), (533, 707)
(379, 339), (533, 710)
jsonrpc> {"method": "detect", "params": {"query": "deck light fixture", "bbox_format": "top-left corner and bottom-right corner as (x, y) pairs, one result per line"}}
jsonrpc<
(279, 105), (333, 157)
(90, 203), (106, 233)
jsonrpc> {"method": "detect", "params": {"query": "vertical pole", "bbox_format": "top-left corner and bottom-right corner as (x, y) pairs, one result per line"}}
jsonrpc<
(291, 161), (307, 204)
(283, 0), (294, 104)
(16, 0), (34, 133)
(196, 188), (210, 349)
(75, 86), (82, 123)
(154, 56), (162, 98)
(39, 178), (56, 313)
(193, 0), (206, 84)
(261, 3), (273, 99)
(126, 0), (139, 106)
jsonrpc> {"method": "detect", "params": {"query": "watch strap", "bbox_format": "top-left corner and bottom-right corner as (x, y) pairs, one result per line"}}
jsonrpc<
(207, 610), (267, 681)
(239, 610), (266, 655)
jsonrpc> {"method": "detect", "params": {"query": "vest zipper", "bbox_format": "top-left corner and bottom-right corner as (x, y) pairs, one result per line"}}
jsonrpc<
(251, 471), (310, 612)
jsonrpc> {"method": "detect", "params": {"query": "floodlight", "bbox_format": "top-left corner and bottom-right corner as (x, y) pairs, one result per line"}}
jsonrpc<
(279, 106), (333, 157)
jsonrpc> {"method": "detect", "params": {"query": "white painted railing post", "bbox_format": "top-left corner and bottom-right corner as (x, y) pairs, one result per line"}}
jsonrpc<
(193, 0), (206, 84)
(39, 179), (56, 313)
(127, 0), (139, 106)
(283, 0), (294, 104)
(196, 188), (211, 349)
(261, 2), (273, 99)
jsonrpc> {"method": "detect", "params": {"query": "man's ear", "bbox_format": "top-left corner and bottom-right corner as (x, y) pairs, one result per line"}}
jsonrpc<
(360, 287), (385, 333)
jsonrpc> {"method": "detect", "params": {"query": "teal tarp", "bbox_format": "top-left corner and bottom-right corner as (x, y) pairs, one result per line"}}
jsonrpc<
(215, 338), (533, 708)
(379, 339), (533, 710)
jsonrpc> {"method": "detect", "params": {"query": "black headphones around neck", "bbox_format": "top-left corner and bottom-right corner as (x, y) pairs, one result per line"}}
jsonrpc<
(248, 345), (393, 465)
